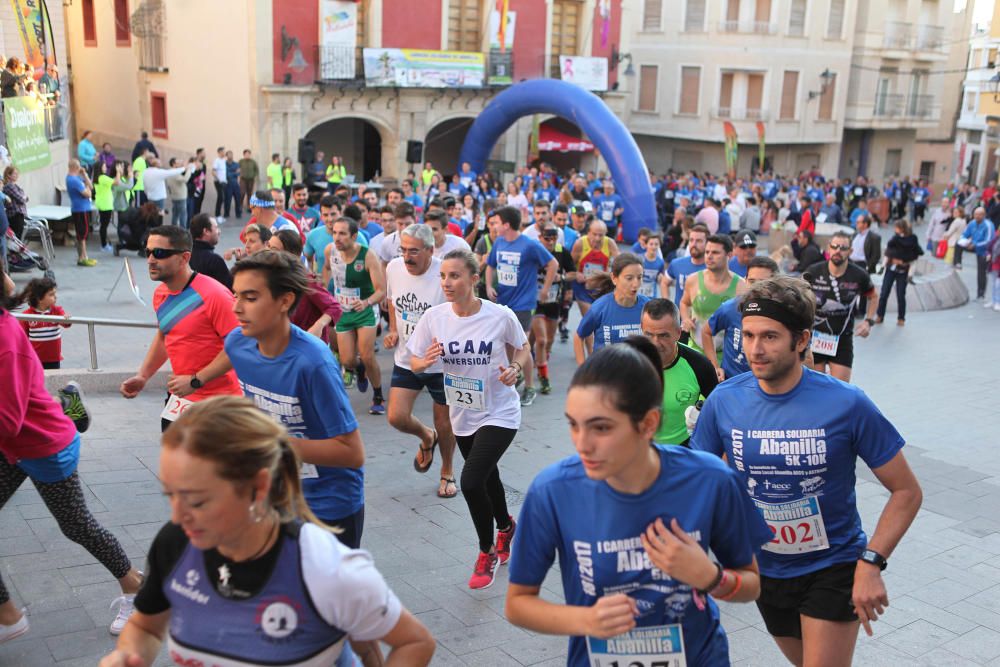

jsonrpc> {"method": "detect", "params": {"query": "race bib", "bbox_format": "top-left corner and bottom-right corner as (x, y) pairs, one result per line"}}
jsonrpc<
(583, 262), (604, 277)
(754, 496), (830, 555)
(299, 463), (319, 479)
(816, 212), (828, 224)
(810, 330), (839, 356)
(335, 286), (361, 308)
(498, 263), (518, 287)
(639, 282), (655, 298)
(915, 195), (924, 203)
(399, 310), (421, 341)
(444, 373), (486, 411)
(665, 191), (674, 200)
(543, 282), (560, 303)
(160, 394), (194, 422)
(601, 209), (613, 222)
(586, 624), (686, 667)
(854, 187), (863, 196)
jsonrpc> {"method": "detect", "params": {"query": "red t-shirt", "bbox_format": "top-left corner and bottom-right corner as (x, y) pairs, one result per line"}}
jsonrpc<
(797, 209), (815, 236)
(153, 273), (241, 401)
(0, 310), (78, 463)
(20, 305), (71, 363)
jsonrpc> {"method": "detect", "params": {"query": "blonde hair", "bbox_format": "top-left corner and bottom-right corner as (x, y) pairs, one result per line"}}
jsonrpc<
(162, 396), (335, 531)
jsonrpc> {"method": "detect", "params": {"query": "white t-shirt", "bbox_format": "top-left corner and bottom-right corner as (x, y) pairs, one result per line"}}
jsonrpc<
(376, 231), (402, 264)
(433, 234), (472, 259)
(522, 223), (564, 245)
(406, 300), (527, 436)
(212, 157), (227, 183)
(385, 256), (445, 371)
(369, 231), (386, 258)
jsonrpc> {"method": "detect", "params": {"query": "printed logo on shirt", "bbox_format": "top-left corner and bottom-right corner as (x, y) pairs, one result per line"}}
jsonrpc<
(169, 571), (210, 605)
(800, 476), (825, 494)
(240, 382), (306, 434)
(256, 597), (301, 642)
(442, 339), (493, 366)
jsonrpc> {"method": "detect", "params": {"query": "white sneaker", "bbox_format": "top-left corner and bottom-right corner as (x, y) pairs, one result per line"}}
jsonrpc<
(109, 594), (136, 635)
(217, 216), (226, 224)
(0, 609), (29, 644)
(993, 303), (1000, 312)
(985, 301), (994, 308)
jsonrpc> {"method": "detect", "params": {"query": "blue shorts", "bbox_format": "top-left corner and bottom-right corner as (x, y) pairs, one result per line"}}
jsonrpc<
(390, 365), (447, 405)
(572, 281), (596, 304)
(17, 432), (81, 483)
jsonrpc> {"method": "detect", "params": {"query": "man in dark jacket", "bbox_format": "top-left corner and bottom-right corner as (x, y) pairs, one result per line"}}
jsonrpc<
(188, 213), (233, 290)
(849, 214), (882, 316)
(130, 131), (159, 161)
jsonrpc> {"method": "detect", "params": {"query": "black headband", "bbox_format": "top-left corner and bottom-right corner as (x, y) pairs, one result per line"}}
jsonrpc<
(740, 297), (808, 332)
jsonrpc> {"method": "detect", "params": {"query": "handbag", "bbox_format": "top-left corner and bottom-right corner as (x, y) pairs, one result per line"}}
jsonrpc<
(935, 238), (948, 259)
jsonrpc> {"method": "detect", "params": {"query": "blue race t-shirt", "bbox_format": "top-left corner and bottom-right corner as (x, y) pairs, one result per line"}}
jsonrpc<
(510, 446), (771, 667)
(224, 325), (363, 519)
(727, 256), (748, 278)
(358, 221), (383, 242)
(690, 369), (904, 578)
(562, 226), (580, 251)
(706, 297), (748, 379)
(640, 256), (666, 298)
(593, 194), (624, 228)
(576, 292), (649, 350)
(487, 234), (555, 311)
(66, 175), (91, 213)
(666, 256), (706, 305)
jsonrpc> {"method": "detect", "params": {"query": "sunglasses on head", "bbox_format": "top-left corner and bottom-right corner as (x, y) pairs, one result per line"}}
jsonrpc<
(142, 247), (186, 259)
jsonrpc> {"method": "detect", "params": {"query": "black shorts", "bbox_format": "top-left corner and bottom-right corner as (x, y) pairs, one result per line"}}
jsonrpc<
(534, 301), (560, 320)
(513, 309), (533, 332)
(320, 505), (365, 549)
(390, 364), (447, 405)
(756, 561), (858, 639)
(812, 332), (854, 368)
(72, 211), (90, 241)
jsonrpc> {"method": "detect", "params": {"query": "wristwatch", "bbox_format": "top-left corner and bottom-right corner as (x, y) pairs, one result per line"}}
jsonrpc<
(189, 375), (204, 390)
(865, 317), (875, 326)
(860, 549), (887, 571)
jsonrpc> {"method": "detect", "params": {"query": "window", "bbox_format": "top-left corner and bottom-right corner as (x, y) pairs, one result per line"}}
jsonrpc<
(919, 161), (935, 181)
(643, 0), (662, 30)
(82, 0), (97, 46)
(884, 149), (902, 177)
(818, 72), (836, 119)
(826, 0), (845, 39)
(638, 65), (658, 111)
(747, 73), (764, 115)
(989, 48), (998, 66)
(151, 92), (168, 139)
(719, 72), (734, 113)
(550, 0), (582, 77)
(679, 66), (700, 114)
(780, 70), (799, 119)
(717, 70), (766, 118)
(755, 0), (772, 25)
(448, 0), (481, 52)
(965, 91), (977, 112)
(788, 0), (806, 36)
(114, 0), (131, 46)
(685, 0), (706, 32)
(726, 0), (740, 23)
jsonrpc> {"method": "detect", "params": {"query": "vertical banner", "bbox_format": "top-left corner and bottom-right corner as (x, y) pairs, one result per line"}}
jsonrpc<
(319, 0), (358, 79)
(488, 6), (516, 85)
(10, 0), (47, 75)
(3, 96), (51, 172)
(755, 121), (766, 174)
(495, 0), (510, 52)
(528, 114), (540, 163)
(599, 0), (611, 48)
(723, 121), (738, 180)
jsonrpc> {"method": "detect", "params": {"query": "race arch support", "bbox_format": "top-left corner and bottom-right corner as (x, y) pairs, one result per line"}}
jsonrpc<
(457, 79), (656, 244)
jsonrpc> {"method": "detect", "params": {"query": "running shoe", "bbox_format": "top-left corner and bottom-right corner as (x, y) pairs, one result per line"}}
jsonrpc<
(58, 381), (91, 433)
(356, 364), (369, 393)
(496, 517), (516, 565)
(217, 216), (227, 224)
(558, 323), (569, 342)
(468, 551), (498, 590)
(342, 369), (355, 388)
(369, 399), (385, 416)
(109, 594), (136, 635)
(77, 258), (98, 267)
(539, 377), (552, 395)
(101, 244), (114, 254)
(520, 387), (537, 407)
(0, 609), (28, 644)
(993, 303), (1000, 312)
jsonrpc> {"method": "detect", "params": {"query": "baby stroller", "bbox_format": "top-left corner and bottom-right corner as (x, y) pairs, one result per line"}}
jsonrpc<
(114, 206), (153, 256)
(5, 228), (55, 280)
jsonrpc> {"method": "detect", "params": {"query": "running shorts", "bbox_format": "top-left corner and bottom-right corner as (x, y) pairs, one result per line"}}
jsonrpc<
(72, 211), (90, 241)
(756, 561), (858, 639)
(811, 332), (854, 369)
(390, 365), (447, 405)
(534, 301), (560, 320)
(335, 305), (377, 332)
(513, 309), (533, 333)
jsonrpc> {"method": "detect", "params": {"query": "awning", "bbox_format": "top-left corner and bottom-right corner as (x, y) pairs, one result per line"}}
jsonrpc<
(537, 123), (594, 152)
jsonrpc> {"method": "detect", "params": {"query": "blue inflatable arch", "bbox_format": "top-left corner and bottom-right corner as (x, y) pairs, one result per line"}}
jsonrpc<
(457, 79), (656, 243)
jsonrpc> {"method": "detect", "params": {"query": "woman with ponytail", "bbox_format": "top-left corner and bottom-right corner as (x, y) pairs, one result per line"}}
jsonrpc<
(101, 395), (435, 667)
(573, 252), (649, 364)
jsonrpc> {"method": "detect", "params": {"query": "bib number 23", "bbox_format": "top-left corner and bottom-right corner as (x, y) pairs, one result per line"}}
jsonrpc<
(445, 373), (486, 411)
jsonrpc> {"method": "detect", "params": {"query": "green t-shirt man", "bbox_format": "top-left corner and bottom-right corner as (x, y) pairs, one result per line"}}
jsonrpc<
(266, 161), (283, 190)
(654, 343), (719, 446)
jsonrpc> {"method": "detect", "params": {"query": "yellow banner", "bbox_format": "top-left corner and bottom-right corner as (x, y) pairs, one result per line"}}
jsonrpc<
(10, 0), (47, 74)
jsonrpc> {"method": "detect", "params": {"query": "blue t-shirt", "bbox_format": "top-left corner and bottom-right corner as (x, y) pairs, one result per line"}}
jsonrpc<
(510, 446), (771, 667)
(640, 256), (666, 298)
(404, 193), (424, 209)
(593, 194), (624, 228)
(358, 221), (383, 242)
(728, 255), (748, 278)
(487, 234), (555, 311)
(224, 325), (363, 519)
(706, 297), (748, 379)
(666, 256), (706, 305)
(718, 210), (732, 235)
(690, 369), (904, 578)
(66, 175), (91, 213)
(576, 292), (649, 350)
(561, 226), (580, 251)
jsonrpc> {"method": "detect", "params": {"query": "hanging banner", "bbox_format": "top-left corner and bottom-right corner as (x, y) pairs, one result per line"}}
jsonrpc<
(10, 0), (47, 75)
(319, 0), (358, 79)
(755, 121), (766, 173)
(599, 0), (611, 48)
(489, 2), (515, 51)
(3, 96), (51, 173)
(559, 56), (608, 92)
(363, 48), (484, 88)
(723, 121), (738, 180)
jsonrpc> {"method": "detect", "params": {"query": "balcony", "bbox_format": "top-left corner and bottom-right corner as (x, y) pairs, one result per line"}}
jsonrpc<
(873, 93), (937, 119)
(717, 20), (777, 34)
(847, 92), (940, 128)
(314, 45), (364, 82)
(712, 107), (770, 121)
(874, 93), (905, 118)
(915, 24), (945, 51)
(883, 22), (912, 50)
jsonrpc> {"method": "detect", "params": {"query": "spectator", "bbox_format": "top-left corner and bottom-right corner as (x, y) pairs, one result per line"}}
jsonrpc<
(326, 155), (346, 193)
(66, 158), (97, 266)
(989, 233), (1000, 312)
(265, 153), (283, 192)
(212, 146), (227, 220)
(926, 197), (951, 252)
(238, 149), (259, 210)
(944, 206), (967, 267)
(0, 57), (27, 98)
(308, 150), (326, 187)
(140, 157), (192, 211)
(16, 277), (71, 369)
(111, 161), (135, 219)
(959, 206), (997, 300)
(739, 196), (761, 232)
(792, 229), (822, 273)
(98, 143), (116, 175)
(225, 150), (242, 219)
(876, 219), (923, 326)
(93, 160), (116, 253)
(188, 213), (232, 289)
(281, 156), (295, 203)
(166, 158), (192, 229)
(2, 166), (28, 239)
(187, 147), (207, 217)
(130, 131), (158, 161)
(77, 131), (97, 174)
(817, 193), (843, 226)
(38, 63), (60, 103)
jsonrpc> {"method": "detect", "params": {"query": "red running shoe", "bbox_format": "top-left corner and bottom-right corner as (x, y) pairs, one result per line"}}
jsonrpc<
(496, 517), (516, 565)
(468, 551), (499, 590)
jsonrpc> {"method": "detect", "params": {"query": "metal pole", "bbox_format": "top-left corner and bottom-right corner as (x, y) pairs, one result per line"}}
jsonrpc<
(87, 322), (99, 372)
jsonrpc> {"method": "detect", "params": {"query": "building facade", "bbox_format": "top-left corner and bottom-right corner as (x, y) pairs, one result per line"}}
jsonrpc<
(957, 2), (1000, 188)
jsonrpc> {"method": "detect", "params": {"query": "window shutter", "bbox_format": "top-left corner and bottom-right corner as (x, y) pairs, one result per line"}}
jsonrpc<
(680, 67), (700, 114)
(643, 0), (662, 30)
(639, 65), (658, 111)
(788, 0), (806, 36)
(780, 71), (799, 119)
(685, 0), (706, 31)
(827, 0), (845, 39)
(818, 73), (836, 119)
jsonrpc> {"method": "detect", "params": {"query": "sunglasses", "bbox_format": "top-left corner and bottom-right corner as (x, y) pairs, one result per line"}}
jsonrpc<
(142, 247), (186, 259)
(828, 244), (850, 251)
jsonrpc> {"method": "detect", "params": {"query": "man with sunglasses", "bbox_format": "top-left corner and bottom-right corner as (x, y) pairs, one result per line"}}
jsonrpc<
(801, 231), (877, 383)
(120, 226), (240, 431)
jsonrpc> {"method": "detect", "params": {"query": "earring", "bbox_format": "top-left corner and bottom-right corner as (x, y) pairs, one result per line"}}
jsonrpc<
(249, 503), (262, 523)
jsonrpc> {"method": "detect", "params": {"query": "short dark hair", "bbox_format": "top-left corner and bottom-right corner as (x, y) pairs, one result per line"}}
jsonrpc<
(423, 209), (448, 229)
(707, 233), (733, 253)
(343, 203), (363, 222)
(740, 275), (816, 356)
(747, 255), (779, 274)
(489, 206), (521, 231)
(334, 216), (358, 237)
(243, 223), (272, 244)
(570, 338), (663, 427)
(394, 201), (416, 219)
(273, 229), (303, 256)
(553, 203), (569, 216)
(689, 223), (710, 237)
(319, 195), (339, 210)
(189, 214), (215, 240)
(147, 225), (192, 252)
(389, 187), (404, 198)
(291, 182), (308, 193)
(642, 298), (679, 322)
(231, 249), (310, 312)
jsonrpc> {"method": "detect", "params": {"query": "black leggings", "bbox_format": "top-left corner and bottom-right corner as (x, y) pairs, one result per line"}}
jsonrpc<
(99, 210), (113, 246)
(0, 463), (132, 605)
(456, 425), (516, 553)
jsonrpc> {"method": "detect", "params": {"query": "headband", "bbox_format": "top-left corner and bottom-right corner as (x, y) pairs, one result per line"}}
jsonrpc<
(740, 297), (808, 332)
(250, 196), (275, 209)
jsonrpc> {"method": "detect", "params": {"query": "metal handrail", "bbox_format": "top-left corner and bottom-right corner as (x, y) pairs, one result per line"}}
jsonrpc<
(13, 313), (157, 372)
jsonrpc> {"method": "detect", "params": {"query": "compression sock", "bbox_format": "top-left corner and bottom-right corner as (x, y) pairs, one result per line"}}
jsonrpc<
(538, 364), (549, 379)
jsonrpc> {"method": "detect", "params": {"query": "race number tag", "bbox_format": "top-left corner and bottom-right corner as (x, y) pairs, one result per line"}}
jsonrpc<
(915, 195), (924, 203)
(498, 263), (518, 287)
(400, 310), (421, 341)
(754, 496), (830, 555)
(810, 330), (839, 356)
(665, 191), (674, 200)
(444, 373), (486, 411)
(586, 624), (686, 667)
(160, 394), (194, 422)
(583, 262), (603, 277)
(335, 286), (361, 308)
(639, 282), (655, 298)
(543, 282), (560, 303)
(299, 463), (319, 479)
(816, 212), (828, 224)
(854, 187), (864, 197)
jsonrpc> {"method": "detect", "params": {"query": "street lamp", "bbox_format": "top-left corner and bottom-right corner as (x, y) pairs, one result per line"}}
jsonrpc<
(610, 47), (635, 77)
(990, 72), (1000, 103)
(808, 69), (835, 100)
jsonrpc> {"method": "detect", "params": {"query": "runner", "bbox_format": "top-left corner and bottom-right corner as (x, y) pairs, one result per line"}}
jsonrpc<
(407, 249), (532, 590)
(692, 275), (923, 665)
(99, 396), (436, 667)
(383, 224), (458, 499)
(574, 253), (648, 364)
(120, 226), (241, 432)
(680, 233), (743, 358)
(303, 195), (342, 275)
(375, 202), (417, 267)
(287, 182), (320, 231)
(532, 224), (576, 395)
(702, 255), (779, 381)
(322, 217), (386, 415)
(640, 299), (718, 446)
(424, 209), (472, 258)
(267, 229), (342, 342)
(505, 337), (769, 667)
(639, 232), (668, 298)
(484, 206), (558, 407)
(665, 223), (709, 307)
(729, 230), (758, 278)
(802, 230), (877, 383)
(570, 218), (620, 318)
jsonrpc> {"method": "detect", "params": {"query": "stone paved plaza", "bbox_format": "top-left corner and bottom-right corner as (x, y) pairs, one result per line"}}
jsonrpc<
(2, 222), (1000, 665)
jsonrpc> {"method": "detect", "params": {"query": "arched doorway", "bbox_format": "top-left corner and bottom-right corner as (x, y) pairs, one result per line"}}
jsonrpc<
(305, 117), (383, 182)
(534, 117), (595, 176)
(424, 117), (476, 178)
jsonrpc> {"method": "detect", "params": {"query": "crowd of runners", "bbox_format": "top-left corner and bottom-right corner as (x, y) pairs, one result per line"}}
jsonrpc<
(0, 160), (952, 666)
